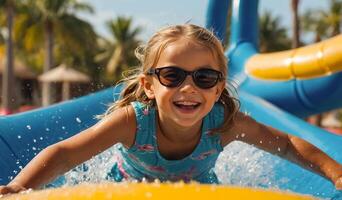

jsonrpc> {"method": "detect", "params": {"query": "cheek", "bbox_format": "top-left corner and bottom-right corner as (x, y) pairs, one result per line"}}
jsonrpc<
(205, 87), (222, 102)
(153, 86), (173, 101)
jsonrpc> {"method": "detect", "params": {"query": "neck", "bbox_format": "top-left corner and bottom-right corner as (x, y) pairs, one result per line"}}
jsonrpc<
(157, 116), (202, 143)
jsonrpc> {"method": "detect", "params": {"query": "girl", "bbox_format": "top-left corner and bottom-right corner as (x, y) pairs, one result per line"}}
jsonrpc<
(1, 24), (341, 194)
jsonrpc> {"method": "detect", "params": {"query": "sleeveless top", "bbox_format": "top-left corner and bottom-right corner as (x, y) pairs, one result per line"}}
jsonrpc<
(117, 101), (225, 183)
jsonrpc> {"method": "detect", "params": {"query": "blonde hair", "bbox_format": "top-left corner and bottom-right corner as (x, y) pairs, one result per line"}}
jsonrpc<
(103, 24), (239, 133)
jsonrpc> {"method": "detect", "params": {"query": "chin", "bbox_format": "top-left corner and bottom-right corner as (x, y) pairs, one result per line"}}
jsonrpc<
(173, 117), (203, 128)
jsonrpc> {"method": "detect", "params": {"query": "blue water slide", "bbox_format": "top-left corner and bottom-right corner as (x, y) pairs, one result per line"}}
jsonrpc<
(0, 87), (119, 185)
(205, 0), (342, 198)
(206, 0), (342, 117)
(0, 0), (341, 199)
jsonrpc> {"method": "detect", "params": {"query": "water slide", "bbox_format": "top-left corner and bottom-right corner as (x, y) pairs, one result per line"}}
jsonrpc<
(0, 0), (342, 199)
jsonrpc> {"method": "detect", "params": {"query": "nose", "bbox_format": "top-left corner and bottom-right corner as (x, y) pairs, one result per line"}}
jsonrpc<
(179, 75), (197, 93)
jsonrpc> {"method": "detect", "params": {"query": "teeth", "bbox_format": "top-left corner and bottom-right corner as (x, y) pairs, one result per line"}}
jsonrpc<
(175, 101), (199, 106)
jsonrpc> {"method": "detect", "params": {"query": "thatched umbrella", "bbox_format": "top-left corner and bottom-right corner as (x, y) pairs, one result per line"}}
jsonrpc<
(38, 64), (90, 101)
(0, 59), (36, 79)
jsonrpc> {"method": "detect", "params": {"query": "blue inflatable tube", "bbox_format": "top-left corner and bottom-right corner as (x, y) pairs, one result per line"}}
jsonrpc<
(224, 0), (342, 117)
(0, 0), (341, 199)
(1, 88), (341, 198)
(0, 87), (119, 184)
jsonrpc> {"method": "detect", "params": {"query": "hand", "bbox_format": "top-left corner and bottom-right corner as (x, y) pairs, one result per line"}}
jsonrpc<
(0, 184), (26, 196)
(336, 176), (342, 190)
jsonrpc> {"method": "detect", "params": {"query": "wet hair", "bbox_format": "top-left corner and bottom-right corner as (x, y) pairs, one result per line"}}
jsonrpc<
(103, 24), (240, 133)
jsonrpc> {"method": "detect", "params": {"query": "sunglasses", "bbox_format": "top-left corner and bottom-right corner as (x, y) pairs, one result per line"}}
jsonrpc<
(146, 66), (224, 89)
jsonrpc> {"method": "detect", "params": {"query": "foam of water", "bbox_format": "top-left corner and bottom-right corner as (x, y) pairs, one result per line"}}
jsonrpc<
(46, 141), (282, 189)
(215, 141), (280, 188)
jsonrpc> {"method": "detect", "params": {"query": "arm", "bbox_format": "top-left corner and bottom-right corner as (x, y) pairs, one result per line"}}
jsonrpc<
(0, 105), (136, 194)
(221, 112), (342, 189)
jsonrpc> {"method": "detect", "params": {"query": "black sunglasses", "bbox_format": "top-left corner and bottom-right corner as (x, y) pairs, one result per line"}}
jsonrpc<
(146, 66), (224, 89)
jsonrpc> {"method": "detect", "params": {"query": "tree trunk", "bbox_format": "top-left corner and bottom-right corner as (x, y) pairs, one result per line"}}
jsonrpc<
(42, 19), (54, 106)
(291, 0), (300, 48)
(1, 3), (15, 114)
(331, 0), (341, 36)
(107, 45), (123, 75)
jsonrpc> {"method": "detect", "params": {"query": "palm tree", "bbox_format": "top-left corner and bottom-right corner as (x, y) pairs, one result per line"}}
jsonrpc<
(0, 0), (15, 113)
(301, 10), (330, 42)
(259, 11), (291, 53)
(302, 0), (341, 42)
(291, 0), (301, 48)
(324, 0), (341, 36)
(96, 16), (142, 82)
(13, 0), (96, 106)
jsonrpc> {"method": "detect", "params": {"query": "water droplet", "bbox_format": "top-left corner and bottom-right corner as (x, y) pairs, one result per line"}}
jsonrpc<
(241, 133), (245, 137)
(259, 140), (263, 144)
(33, 139), (37, 143)
(26, 125), (31, 130)
(62, 126), (66, 130)
(40, 137), (43, 140)
(76, 117), (82, 123)
(32, 147), (37, 151)
(277, 147), (281, 152)
(46, 128), (50, 131)
(17, 135), (21, 139)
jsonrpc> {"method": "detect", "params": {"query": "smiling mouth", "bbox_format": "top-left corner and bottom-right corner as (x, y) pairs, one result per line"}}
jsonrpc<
(173, 101), (201, 110)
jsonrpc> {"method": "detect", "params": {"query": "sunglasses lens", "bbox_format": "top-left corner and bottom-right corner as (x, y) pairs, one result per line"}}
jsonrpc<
(159, 67), (185, 87)
(194, 69), (220, 89)
(152, 67), (222, 89)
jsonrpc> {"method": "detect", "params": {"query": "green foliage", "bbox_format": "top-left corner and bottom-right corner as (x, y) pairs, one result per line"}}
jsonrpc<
(13, 0), (98, 75)
(258, 11), (291, 52)
(301, 0), (341, 42)
(96, 16), (142, 84)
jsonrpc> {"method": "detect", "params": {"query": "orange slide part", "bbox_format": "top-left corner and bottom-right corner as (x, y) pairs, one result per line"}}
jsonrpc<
(246, 35), (342, 80)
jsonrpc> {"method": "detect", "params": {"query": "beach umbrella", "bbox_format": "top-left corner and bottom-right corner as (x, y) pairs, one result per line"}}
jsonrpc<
(38, 64), (91, 101)
(0, 60), (36, 79)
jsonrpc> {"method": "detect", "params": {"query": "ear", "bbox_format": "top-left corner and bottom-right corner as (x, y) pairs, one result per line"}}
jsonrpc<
(140, 74), (155, 99)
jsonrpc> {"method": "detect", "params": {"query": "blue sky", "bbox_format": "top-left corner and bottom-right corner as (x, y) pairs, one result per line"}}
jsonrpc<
(78, 0), (329, 41)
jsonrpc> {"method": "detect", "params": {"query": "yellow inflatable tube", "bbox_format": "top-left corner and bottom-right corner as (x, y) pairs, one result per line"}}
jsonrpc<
(2, 182), (315, 200)
(246, 34), (342, 80)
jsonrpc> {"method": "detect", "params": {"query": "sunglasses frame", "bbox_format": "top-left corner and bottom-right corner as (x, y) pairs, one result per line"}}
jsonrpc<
(146, 66), (224, 89)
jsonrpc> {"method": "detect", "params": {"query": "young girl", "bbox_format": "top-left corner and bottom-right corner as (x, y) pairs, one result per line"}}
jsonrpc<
(0, 24), (341, 194)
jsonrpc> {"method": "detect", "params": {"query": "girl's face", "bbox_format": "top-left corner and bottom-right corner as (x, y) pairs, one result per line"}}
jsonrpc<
(141, 38), (225, 129)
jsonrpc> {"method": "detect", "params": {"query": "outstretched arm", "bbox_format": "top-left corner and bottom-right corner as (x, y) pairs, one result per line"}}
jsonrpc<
(0, 105), (136, 194)
(222, 112), (342, 189)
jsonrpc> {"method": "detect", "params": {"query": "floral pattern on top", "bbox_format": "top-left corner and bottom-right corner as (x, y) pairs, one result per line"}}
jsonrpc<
(118, 101), (225, 183)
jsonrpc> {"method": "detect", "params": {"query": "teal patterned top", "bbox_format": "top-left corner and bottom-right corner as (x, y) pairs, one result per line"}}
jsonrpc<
(117, 101), (225, 183)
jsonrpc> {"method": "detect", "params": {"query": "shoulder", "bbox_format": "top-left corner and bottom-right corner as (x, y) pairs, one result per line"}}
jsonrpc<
(233, 111), (259, 130)
(220, 111), (256, 146)
(96, 104), (137, 148)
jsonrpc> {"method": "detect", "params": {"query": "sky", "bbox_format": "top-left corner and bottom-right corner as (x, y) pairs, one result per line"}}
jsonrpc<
(77, 0), (330, 42)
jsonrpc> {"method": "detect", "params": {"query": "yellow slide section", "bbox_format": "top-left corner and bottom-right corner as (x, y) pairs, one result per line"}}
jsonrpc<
(2, 182), (315, 200)
(246, 35), (342, 80)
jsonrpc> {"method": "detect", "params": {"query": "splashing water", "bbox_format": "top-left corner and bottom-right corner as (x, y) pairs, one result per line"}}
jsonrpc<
(45, 141), (283, 190)
(215, 141), (280, 188)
